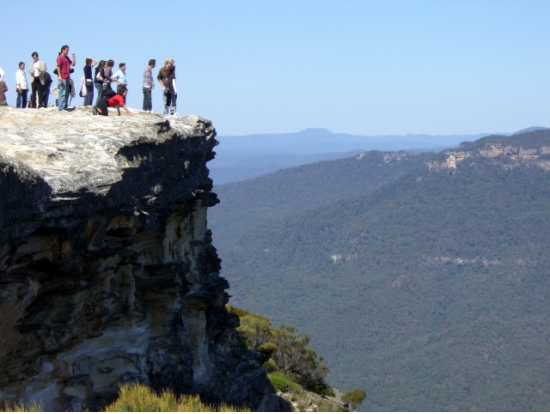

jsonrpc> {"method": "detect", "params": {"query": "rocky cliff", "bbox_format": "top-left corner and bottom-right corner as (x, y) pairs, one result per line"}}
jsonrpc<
(426, 136), (550, 171)
(0, 108), (275, 411)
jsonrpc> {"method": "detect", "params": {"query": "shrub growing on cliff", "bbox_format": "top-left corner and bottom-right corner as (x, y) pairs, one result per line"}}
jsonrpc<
(271, 325), (331, 395)
(342, 388), (367, 410)
(227, 305), (332, 395)
(104, 383), (248, 412)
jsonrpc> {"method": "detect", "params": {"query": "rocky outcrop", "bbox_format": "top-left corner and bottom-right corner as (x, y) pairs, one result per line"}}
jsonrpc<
(0, 108), (275, 411)
(356, 150), (415, 163)
(426, 142), (550, 171)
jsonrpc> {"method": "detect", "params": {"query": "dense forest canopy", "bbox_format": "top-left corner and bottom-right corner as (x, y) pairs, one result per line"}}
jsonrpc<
(211, 129), (550, 411)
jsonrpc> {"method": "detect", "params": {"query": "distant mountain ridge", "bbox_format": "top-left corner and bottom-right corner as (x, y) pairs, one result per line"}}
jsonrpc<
(512, 126), (547, 135)
(209, 128), (496, 184)
(211, 128), (550, 411)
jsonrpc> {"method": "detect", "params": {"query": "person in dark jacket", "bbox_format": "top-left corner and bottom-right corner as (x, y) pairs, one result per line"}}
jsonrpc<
(157, 58), (174, 114)
(94, 60), (106, 106)
(103, 60), (115, 93)
(40, 71), (52, 107)
(83, 57), (96, 106)
(164, 66), (178, 116)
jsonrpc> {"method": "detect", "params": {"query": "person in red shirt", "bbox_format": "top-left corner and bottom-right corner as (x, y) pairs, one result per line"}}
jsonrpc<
(93, 86), (134, 116)
(55, 45), (75, 111)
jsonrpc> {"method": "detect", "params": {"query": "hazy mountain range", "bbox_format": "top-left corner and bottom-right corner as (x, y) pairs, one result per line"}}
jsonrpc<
(208, 128), (497, 184)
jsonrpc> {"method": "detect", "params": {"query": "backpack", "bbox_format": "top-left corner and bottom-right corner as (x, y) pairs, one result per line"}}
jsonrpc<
(41, 71), (52, 87)
(79, 77), (87, 97)
(95, 67), (104, 83)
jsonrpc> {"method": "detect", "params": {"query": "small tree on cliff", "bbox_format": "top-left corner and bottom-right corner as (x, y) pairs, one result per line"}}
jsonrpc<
(342, 388), (367, 410)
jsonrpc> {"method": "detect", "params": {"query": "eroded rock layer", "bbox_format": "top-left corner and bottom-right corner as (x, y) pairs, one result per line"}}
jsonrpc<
(0, 108), (274, 411)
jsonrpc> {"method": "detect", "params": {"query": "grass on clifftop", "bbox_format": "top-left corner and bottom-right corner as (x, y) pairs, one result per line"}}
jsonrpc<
(104, 384), (248, 412)
(1, 384), (248, 413)
(0, 402), (43, 412)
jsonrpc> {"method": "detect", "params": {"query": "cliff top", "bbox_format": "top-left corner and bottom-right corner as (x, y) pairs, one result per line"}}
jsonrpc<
(0, 107), (218, 241)
(0, 107), (216, 195)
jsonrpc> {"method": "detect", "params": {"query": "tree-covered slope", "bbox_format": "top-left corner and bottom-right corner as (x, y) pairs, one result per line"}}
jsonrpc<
(209, 150), (429, 253)
(219, 130), (550, 411)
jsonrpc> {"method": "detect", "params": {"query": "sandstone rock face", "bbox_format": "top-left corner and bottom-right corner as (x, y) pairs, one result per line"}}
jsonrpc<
(0, 108), (274, 411)
(426, 142), (550, 171)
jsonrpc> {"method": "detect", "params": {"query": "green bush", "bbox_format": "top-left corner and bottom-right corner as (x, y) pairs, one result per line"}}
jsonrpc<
(268, 372), (299, 392)
(257, 342), (277, 362)
(342, 388), (367, 410)
(263, 358), (278, 373)
(226, 305), (332, 395)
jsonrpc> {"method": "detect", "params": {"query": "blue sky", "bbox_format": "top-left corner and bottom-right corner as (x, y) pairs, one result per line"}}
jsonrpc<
(2, 0), (549, 136)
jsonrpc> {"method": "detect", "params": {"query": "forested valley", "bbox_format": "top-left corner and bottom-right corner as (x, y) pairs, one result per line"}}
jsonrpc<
(209, 128), (550, 411)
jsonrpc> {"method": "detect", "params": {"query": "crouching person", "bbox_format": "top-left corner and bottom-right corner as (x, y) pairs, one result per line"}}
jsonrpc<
(93, 86), (133, 116)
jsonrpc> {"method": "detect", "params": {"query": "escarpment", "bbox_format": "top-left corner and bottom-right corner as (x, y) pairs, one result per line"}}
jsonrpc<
(426, 130), (550, 171)
(0, 108), (275, 411)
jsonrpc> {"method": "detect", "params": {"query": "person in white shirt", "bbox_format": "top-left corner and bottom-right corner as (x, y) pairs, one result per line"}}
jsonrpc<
(16, 62), (28, 108)
(29, 52), (46, 108)
(0, 67), (4, 82)
(112, 62), (127, 95)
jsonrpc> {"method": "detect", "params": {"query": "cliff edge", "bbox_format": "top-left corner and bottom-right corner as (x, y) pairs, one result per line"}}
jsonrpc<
(0, 108), (275, 411)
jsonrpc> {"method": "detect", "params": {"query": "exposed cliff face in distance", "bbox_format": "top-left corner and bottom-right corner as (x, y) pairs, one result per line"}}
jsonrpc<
(0, 108), (275, 412)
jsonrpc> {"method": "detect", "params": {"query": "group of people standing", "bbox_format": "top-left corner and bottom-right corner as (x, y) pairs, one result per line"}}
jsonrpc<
(0, 52), (55, 109)
(0, 46), (179, 117)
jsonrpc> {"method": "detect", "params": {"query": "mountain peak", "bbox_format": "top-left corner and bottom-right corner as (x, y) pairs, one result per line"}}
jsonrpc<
(298, 128), (333, 135)
(513, 126), (547, 135)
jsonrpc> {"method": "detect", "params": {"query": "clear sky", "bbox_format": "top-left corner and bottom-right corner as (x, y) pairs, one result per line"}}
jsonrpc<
(2, 0), (549, 136)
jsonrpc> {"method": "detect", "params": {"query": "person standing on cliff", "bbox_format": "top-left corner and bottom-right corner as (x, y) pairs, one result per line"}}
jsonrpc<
(56, 45), (75, 111)
(40, 70), (52, 108)
(103, 60), (115, 93)
(157, 58), (174, 114)
(0, 78), (8, 106)
(29, 52), (46, 108)
(164, 66), (178, 116)
(112, 63), (128, 95)
(16, 62), (28, 108)
(83, 57), (97, 106)
(142, 59), (155, 112)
